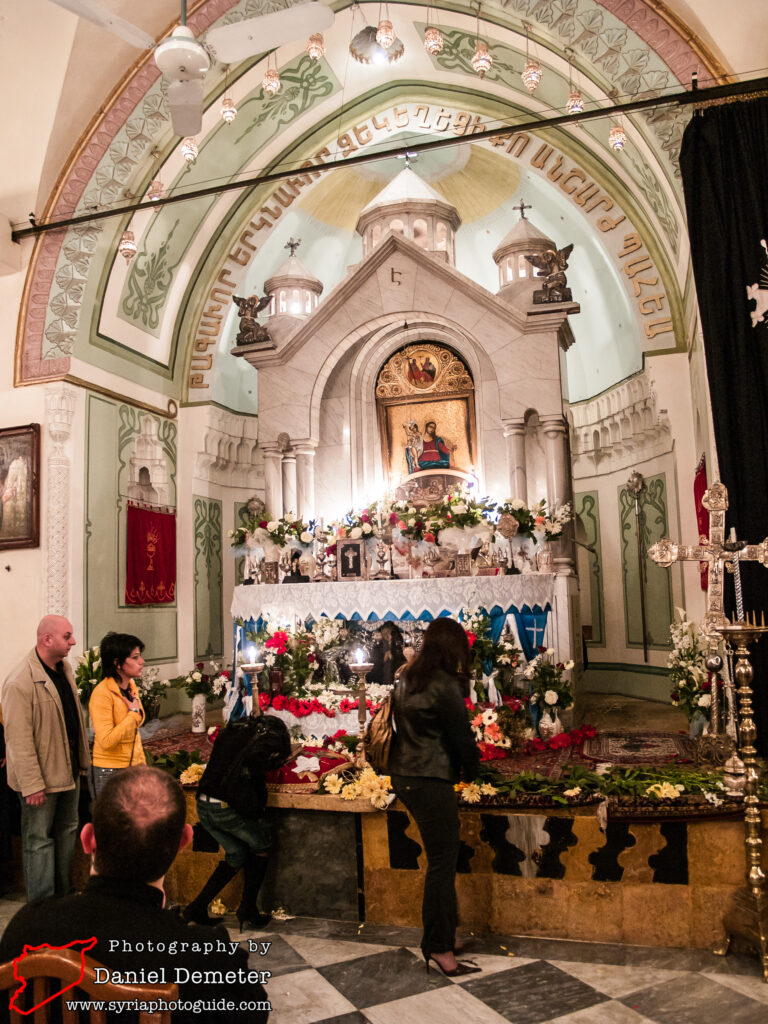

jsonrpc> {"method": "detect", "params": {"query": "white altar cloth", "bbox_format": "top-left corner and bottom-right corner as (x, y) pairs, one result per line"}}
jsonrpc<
(231, 574), (554, 623)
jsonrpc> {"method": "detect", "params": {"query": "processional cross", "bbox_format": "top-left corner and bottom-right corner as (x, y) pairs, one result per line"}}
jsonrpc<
(648, 481), (768, 731)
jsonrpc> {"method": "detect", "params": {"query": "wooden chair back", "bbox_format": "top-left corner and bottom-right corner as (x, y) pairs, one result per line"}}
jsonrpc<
(0, 948), (178, 1023)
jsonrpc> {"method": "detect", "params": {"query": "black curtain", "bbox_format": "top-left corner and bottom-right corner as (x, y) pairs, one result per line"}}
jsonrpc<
(679, 98), (768, 753)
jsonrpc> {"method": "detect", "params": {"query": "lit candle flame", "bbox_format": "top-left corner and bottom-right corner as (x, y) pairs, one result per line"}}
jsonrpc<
(355, 648), (364, 664)
(248, 645), (256, 663)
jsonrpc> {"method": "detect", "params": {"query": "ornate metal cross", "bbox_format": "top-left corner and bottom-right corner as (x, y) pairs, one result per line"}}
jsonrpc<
(648, 481), (768, 641)
(513, 199), (532, 219)
(285, 237), (301, 257)
(649, 481), (768, 741)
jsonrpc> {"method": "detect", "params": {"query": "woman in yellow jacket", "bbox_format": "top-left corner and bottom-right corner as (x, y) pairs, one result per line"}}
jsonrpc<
(89, 632), (146, 796)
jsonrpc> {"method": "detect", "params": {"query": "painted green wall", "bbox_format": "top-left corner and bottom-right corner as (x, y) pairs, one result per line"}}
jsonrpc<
(84, 395), (178, 660)
(619, 474), (674, 650)
(574, 490), (605, 647)
(193, 495), (223, 661)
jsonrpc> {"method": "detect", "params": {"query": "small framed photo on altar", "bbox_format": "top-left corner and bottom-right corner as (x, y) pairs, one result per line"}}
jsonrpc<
(337, 539), (367, 581)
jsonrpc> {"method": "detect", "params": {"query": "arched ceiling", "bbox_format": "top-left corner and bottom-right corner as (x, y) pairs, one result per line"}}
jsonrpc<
(7, 0), (768, 410)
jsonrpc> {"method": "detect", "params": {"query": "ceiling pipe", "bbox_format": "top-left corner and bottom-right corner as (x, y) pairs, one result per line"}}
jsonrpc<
(11, 74), (768, 243)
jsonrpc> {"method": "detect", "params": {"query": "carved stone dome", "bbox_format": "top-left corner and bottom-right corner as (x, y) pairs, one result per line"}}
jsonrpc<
(355, 168), (461, 265)
(264, 252), (323, 319)
(492, 214), (555, 303)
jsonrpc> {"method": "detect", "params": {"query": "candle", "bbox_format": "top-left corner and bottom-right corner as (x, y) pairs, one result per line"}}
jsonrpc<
(355, 648), (364, 665)
(248, 645), (256, 664)
(377, 505), (382, 531)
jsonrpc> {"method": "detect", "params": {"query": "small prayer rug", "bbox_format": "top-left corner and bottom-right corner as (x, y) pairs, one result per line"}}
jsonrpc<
(581, 731), (695, 764)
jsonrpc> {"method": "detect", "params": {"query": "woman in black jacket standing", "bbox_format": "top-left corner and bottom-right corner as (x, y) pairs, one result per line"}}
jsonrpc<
(388, 617), (481, 977)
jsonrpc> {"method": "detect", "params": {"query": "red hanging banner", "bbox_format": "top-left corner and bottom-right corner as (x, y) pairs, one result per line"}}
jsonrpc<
(126, 501), (176, 605)
(693, 455), (708, 591)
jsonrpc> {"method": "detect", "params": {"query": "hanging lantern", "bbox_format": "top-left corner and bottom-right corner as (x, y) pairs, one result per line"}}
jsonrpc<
(220, 94), (237, 123)
(263, 67), (280, 96)
(566, 88), (584, 114)
(521, 57), (541, 93)
(181, 137), (198, 163)
(471, 40), (493, 78)
(306, 32), (325, 61)
(146, 179), (164, 201)
(118, 229), (137, 265)
(376, 18), (395, 48)
(423, 25), (443, 55)
(609, 122), (627, 151)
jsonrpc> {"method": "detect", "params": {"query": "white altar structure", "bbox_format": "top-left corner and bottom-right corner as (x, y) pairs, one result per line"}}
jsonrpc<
(231, 168), (582, 673)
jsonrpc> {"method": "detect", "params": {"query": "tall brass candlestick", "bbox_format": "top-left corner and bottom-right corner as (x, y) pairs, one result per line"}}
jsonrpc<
(714, 618), (768, 980)
(349, 659), (374, 765)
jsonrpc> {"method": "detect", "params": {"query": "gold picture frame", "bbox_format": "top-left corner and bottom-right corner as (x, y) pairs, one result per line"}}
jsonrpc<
(0, 424), (40, 551)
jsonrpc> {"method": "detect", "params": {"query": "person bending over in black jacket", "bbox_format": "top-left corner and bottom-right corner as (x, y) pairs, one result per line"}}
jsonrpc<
(388, 617), (481, 978)
(184, 713), (290, 929)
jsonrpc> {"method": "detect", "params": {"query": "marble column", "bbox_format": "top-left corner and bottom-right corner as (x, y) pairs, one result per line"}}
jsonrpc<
(282, 452), (298, 518)
(540, 414), (575, 576)
(503, 418), (527, 502)
(262, 446), (283, 518)
(294, 440), (318, 522)
(45, 385), (76, 615)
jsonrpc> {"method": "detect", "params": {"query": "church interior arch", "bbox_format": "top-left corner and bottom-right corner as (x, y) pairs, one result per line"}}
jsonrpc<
(3, 0), (766, 702)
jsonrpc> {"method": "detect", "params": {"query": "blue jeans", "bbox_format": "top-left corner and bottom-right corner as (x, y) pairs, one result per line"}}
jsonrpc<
(19, 780), (80, 902)
(196, 798), (270, 869)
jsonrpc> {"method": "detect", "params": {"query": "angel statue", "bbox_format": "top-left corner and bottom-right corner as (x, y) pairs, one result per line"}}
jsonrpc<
(232, 293), (272, 346)
(525, 244), (574, 303)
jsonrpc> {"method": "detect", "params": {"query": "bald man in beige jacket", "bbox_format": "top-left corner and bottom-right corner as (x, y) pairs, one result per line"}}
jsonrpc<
(2, 616), (90, 901)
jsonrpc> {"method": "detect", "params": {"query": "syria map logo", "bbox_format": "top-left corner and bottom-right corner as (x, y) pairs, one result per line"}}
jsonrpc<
(745, 238), (768, 330)
(8, 937), (97, 1015)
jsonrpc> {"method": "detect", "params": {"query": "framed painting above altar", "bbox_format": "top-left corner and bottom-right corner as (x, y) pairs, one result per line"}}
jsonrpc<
(376, 342), (477, 490)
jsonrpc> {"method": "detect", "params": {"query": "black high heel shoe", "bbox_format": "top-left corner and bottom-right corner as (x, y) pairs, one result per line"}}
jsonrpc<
(237, 910), (271, 932)
(423, 952), (481, 977)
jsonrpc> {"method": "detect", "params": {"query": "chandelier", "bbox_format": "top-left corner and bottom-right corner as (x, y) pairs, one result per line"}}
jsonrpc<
(146, 179), (164, 201)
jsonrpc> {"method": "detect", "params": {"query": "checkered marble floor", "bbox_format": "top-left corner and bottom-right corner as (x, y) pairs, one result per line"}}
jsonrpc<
(232, 915), (768, 1024)
(2, 894), (767, 1023)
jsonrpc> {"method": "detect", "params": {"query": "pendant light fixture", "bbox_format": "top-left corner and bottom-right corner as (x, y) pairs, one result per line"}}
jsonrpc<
(521, 23), (541, 93)
(219, 65), (237, 123)
(565, 49), (584, 114)
(609, 119), (627, 150)
(146, 179), (164, 201)
(423, 4), (443, 55)
(376, 4), (395, 48)
(263, 54), (280, 96)
(118, 229), (137, 265)
(470, 4), (492, 79)
(306, 32), (325, 61)
(181, 137), (198, 163)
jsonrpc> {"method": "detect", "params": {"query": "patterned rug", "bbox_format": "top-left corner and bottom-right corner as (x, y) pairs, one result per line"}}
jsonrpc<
(581, 731), (696, 765)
